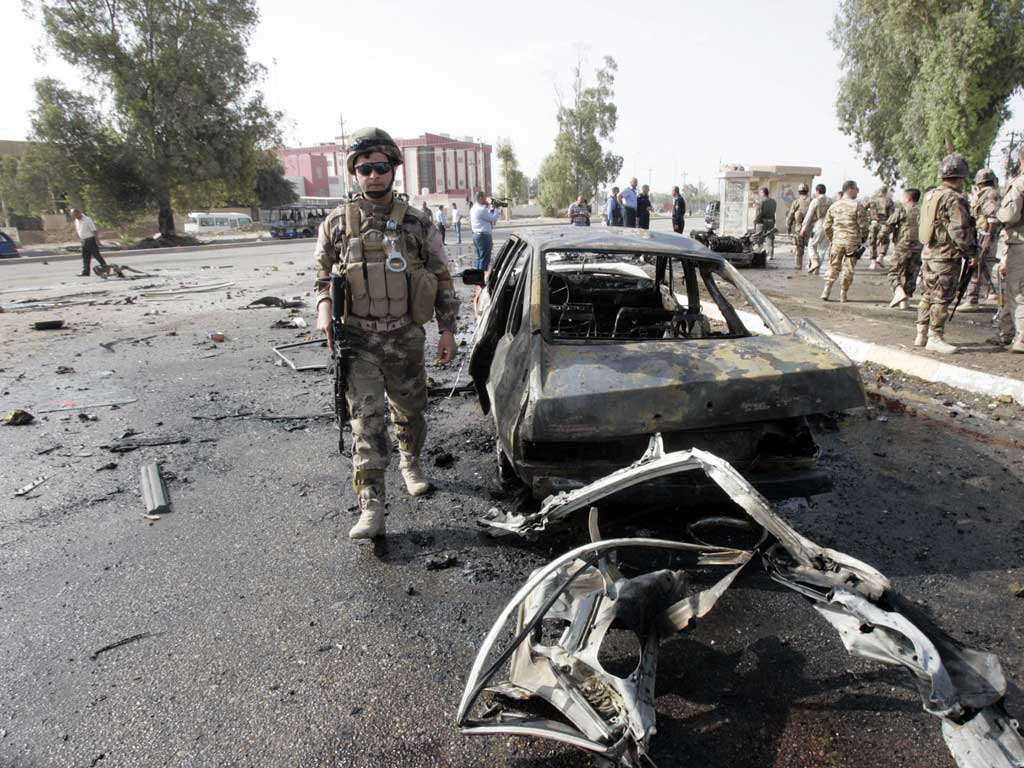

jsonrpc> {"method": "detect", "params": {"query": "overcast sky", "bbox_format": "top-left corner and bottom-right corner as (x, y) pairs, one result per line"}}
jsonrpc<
(6, 0), (1023, 195)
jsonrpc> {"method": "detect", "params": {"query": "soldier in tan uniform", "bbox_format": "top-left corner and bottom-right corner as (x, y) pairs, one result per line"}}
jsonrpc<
(866, 185), (895, 270)
(881, 188), (922, 310)
(821, 180), (869, 302)
(801, 183), (831, 274)
(753, 187), (777, 260)
(786, 184), (811, 270)
(314, 127), (459, 539)
(995, 146), (1024, 353)
(915, 154), (977, 354)
(968, 168), (1001, 306)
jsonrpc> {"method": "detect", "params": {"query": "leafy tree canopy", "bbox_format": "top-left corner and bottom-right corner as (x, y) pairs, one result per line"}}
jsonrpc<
(27, 0), (280, 235)
(496, 141), (527, 204)
(537, 55), (623, 216)
(832, 0), (1024, 188)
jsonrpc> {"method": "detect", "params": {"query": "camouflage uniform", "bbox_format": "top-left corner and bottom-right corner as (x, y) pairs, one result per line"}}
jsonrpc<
(917, 185), (976, 341)
(881, 204), (922, 300)
(787, 193), (811, 269)
(753, 195), (777, 260)
(995, 171), (1024, 351)
(822, 196), (869, 300)
(801, 194), (832, 273)
(314, 195), (459, 503)
(968, 183), (1000, 304)
(867, 191), (894, 265)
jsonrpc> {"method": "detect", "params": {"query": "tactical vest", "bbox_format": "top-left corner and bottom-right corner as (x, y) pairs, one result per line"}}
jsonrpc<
(919, 188), (945, 246)
(340, 195), (438, 326)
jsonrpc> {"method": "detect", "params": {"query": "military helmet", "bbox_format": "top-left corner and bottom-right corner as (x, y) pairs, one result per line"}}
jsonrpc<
(939, 153), (968, 180)
(974, 167), (997, 185)
(346, 127), (403, 174)
(797, 183), (808, 194)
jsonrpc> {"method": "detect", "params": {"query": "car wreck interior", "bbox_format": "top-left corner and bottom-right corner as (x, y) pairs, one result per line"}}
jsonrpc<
(544, 251), (752, 342)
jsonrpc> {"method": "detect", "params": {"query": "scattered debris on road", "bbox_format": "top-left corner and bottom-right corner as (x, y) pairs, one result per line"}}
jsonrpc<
(104, 435), (190, 453)
(248, 296), (304, 309)
(13, 475), (47, 497)
(425, 553), (459, 571)
(273, 339), (328, 371)
(32, 319), (65, 330)
(2, 409), (35, 426)
(89, 632), (159, 661)
(141, 460), (171, 515)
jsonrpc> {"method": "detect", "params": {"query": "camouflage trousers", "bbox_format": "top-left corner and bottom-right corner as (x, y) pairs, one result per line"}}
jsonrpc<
(344, 322), (427, 497)
(916, 258), (960, 332)
(967, 244), (995, 303)
(756, 224), (775, 260)
(824, 243), (860, 291)
(996, 246), (1024, 342)
(793, 233), (807, 269)
(887, 243), (922, 297)
(868, 221), (890, 261)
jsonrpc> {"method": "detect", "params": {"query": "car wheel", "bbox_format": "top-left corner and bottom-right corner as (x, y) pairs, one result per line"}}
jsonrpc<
(302, 228), (314, 238)
(495, 443), (523, 492)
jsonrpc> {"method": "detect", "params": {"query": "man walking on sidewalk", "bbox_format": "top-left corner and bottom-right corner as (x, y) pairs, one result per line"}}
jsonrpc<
(753, 188), (777, 260)
(72, 209), (107, 276)
(822, 180), (868, 302)
(787, 184), (811, 270)
(802, 184), (831, 274)
(882, 188), (922, 310)
(916, 154), (977, 354)
(995, 147), (1024, 353)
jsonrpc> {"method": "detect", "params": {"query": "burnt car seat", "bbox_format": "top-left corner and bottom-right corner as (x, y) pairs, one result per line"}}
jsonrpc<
(552, 302), (597, 338)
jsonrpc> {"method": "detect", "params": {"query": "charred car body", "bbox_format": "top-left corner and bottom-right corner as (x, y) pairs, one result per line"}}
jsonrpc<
(463, 227), (864, 500)
(689, 228), (774, 268)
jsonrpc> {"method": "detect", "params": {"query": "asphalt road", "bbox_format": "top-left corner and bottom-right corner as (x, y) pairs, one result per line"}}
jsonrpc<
(1, 235), (1023, 768)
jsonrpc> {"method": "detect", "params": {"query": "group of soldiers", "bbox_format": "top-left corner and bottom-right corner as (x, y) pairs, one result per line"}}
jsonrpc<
(785, 151), (1024, 355)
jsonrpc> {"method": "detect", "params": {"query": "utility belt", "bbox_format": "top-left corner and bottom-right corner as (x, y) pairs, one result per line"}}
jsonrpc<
(341, 198), (438, 327)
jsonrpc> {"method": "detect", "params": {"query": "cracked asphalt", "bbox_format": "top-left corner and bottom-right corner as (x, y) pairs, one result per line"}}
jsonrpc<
(1, 238), (1022, 768)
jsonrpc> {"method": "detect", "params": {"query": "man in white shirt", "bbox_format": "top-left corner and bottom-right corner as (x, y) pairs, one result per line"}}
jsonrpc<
(470, 191), (501, 315)
(618, 178), (639, 227)
(435, 205), (447, 243)
(451, 202), (463, 243)
(72, 208), (107, 276)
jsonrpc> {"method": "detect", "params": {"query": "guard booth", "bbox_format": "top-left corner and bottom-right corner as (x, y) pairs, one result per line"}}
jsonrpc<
(717, 164), (821, 236)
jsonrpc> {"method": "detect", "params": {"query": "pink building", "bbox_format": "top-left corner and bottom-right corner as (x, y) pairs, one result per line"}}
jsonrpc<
(274, 133), (491, 201)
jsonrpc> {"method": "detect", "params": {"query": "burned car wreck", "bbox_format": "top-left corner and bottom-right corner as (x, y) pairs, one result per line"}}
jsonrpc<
(457, 438), (1024, 768)
(463, 227), (864, 500)
(689, 227), (774, 268)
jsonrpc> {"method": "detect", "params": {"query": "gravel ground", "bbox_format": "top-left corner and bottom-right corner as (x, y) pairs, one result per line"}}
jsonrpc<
(1, 242), (1022, 768)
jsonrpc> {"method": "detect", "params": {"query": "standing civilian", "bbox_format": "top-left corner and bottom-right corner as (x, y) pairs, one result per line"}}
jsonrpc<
(637, 185), (653, 230)
(605, 187), (623, 226)
(568, 195), (592, 226)
(470, 191), (501, 316)
(619, 178), (639, 227)
(671, 186), (687, 234)
(72, 209), (107, 276)
(801, 184), (832, 274)
(435, 205), (447, 243)
(451, 202), (463, 243)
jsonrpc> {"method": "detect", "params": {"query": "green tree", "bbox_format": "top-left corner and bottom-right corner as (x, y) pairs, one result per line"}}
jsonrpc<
(832, 0), (1024, 188)
(537, 55), (623, 216)
(496, 141), (526, 204)
(27, 0), (280, 237)
(0, 158), (18, 228)
(253, 153), (298, 209)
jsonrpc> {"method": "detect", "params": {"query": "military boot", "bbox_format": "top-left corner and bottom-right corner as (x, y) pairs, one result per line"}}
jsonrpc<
(399, 454), (432, 497)
(868, 259), (879, 270)
(898, 298), (909, 310)
(820, 283), (833, 301)
(889, 285), (907, 308)
(349, 490), (386, 539)
(926, 331), (957, 354)
(1011, 337), (1024, 354)
(839, 288), (849, 303)
(914, 324), (928, 347)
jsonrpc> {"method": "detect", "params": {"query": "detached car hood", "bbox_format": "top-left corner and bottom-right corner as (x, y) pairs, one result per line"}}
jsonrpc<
(524, 333), (864, 441)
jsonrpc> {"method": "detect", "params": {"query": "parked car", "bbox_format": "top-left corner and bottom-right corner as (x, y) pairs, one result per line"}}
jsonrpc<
(0, 231), (19, 258)
(462, 227), (865, 499)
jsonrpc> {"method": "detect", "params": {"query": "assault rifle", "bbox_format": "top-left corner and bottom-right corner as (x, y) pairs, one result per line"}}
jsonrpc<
(330, 273), (352, 455)
(949, 253), (979, 321)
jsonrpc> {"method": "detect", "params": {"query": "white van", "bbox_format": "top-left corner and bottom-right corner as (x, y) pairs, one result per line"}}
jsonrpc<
(184, 212), (253, 234)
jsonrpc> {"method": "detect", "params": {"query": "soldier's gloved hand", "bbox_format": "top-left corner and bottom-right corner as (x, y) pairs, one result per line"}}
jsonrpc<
(317, 299), (335, 352)
(436, 330), (455, 365)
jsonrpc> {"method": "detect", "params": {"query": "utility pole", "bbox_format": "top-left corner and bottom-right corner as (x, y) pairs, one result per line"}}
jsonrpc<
(339, 113), (348, 198)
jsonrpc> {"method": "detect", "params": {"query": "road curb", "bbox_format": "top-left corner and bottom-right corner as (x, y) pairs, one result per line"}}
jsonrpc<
(831, 333), (1024, 406)
(1, 238), (284, 266)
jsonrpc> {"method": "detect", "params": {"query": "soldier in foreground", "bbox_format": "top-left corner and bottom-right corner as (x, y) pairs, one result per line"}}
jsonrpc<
(801, 183), (832, 274)
(753, 187), (777, 260)
(314, 127), (459, 539)
(821, 180), (868, 302)
(916, 154), (977, 354)
(786, 184), (811, 270)
(882, 188), (922, 310)
(968, 168), (1001, 306)
(867, 185), (894, 270)
(995, 146), (1024, 353)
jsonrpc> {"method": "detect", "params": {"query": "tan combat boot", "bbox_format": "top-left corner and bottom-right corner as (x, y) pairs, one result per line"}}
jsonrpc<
(349, 492), (386, 539)
(898, 298), (908, 310)
(839, 288), (849, 303)
(399, 455), (432, 497)
(820, 283), (833, 301)
(889, 285), (907, 308)
(926, 331), (957, 354)
(914, 324), (928, 347)
(1011, 337), (1024, 354)
(868, 259), (879, 270)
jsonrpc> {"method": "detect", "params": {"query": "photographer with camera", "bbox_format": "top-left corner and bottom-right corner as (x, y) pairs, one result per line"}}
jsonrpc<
(470, 191), (501, 316)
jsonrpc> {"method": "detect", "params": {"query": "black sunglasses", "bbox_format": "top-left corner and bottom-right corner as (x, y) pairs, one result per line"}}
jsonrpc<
(355, 162), (393, 176)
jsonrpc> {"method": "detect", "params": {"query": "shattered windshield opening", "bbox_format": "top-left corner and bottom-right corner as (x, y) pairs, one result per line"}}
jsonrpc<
(542, 249), (754, 343)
